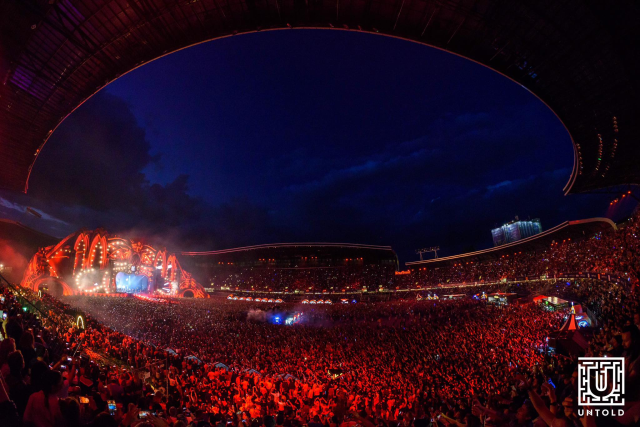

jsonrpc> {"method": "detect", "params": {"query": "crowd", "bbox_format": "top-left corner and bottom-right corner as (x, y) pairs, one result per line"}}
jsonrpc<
(2, 212), (640, 427)
(0, 285), (554, 427)
(206, 264), (396, 293)
(0, 272), (639, 427)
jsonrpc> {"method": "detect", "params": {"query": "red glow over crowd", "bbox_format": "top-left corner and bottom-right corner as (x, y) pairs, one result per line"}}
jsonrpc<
(1, 212), (640, 427)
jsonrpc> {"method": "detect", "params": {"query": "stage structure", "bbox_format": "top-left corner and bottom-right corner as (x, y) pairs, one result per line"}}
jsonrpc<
(20, 229), (207, 298)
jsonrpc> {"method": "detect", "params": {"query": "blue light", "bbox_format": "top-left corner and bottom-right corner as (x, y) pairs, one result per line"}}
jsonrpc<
(274, 316), (281, 324)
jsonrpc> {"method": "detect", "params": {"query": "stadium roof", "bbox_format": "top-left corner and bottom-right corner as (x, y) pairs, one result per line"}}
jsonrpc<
(1, 1), (639, 194)
(0, 218), (59, 249)
(406, 217), (616, 268)
(180, 242), (398, 272)
(182, 242), (394, 256)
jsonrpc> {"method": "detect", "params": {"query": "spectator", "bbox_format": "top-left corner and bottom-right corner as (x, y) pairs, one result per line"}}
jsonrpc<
(23, 369), (64, 427)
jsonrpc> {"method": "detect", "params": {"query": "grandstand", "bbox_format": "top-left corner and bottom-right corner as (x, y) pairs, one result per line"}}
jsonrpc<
(407, 217), (617, 268)
(180, 243), (398, 293)
(395, 215), (637, 294)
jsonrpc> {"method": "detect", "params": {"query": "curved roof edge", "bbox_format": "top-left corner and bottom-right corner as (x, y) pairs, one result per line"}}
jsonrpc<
(562, 135), (581, 195)
(0, 218), (59, 241)
(567, 217), (617, 231)
(1, 1), (639, 194)
(182, 242), (395, 256)
(406, 217), (617, 268)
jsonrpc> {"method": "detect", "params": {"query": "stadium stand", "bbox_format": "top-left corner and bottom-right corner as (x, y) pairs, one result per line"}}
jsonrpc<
(181, 243), (397, 293)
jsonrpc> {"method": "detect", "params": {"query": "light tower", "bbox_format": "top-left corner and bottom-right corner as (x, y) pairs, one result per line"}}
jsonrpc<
(415, 246), (440, 261)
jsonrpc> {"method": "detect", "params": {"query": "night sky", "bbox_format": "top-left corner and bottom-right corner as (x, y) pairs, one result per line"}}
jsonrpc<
(0, 30), (633, 264)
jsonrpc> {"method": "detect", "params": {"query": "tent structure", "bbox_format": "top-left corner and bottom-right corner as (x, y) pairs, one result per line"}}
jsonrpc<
(548, 313), (589, 356)
(560, 313), (579, 332)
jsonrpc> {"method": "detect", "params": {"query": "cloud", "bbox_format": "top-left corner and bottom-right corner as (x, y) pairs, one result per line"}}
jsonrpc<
(0, 196), (25, 213)
(283, 104), (569, 207)
(486, 180), (513, 192)
(455, 112), (490, 126)
(0, 195), (70, 229)
(29, 92), (158, 211)
(14, 92), (287, 253)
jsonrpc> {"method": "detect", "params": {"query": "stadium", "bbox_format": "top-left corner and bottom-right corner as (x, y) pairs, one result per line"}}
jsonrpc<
(1, 2), (640, 427)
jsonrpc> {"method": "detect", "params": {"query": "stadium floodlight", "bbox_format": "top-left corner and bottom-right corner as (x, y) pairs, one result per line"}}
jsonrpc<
(415, 246), (440, 261)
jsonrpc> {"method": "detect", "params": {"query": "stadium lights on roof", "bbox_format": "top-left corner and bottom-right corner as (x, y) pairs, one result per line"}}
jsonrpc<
(416, 247), (439, 261)
(416, 246), (440, 253)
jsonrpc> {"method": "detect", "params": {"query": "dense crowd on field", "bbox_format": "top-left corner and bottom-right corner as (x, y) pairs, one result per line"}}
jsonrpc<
(1, 272), (640, 427)
(205, 215), (640, 293)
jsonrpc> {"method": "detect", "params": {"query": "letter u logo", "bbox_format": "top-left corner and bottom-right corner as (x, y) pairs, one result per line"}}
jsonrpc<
(595, 369), (608, 392)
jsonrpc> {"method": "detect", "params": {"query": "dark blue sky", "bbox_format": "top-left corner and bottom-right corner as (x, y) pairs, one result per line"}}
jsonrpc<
(1, 30), (632, 263)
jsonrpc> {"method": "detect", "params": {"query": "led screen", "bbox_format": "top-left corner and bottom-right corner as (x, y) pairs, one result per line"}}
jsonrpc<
(115, 272), (148, 293)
